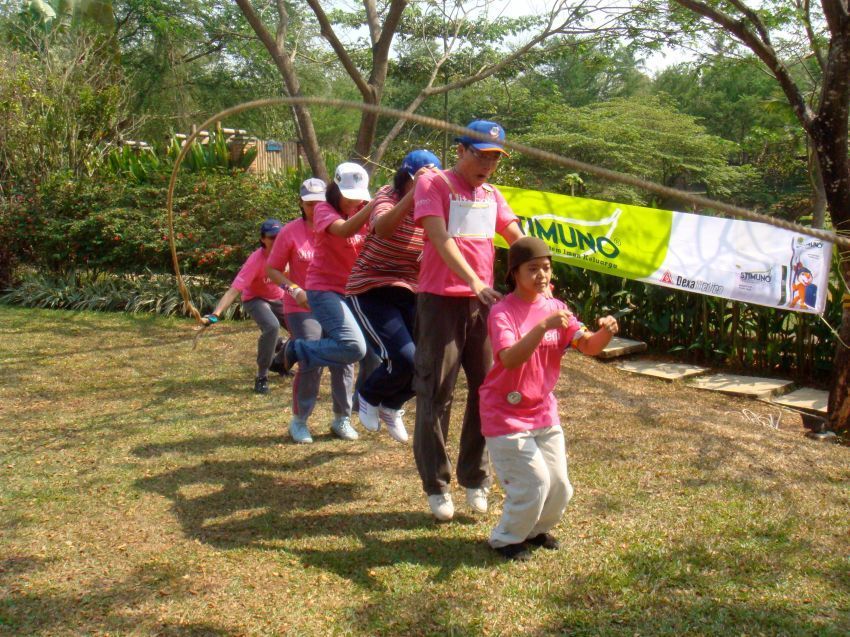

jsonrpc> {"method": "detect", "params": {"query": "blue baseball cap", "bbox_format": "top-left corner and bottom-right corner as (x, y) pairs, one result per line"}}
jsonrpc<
(455, 119), (508, 155)
(400, 149), (442, 177)
(259, 218), (282, 237)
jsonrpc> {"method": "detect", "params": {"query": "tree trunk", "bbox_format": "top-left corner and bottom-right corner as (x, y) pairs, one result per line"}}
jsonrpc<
(233, 0), (328, 182)
(292, 104), (327, 182)
(828, 254), (850, 433)
(352, 88), (381, 168)
(809, 145), (828, 228)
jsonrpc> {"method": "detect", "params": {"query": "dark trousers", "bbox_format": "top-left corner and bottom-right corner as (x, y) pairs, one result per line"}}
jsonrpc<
(413, 293), (493, 495)
(350, 286), (417, 410)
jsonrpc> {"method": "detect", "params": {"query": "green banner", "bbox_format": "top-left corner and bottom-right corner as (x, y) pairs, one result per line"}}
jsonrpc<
(495, 185), (673, 278)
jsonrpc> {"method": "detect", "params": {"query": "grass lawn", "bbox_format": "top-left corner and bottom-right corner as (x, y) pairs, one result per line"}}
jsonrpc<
(1, 305), (848, 636)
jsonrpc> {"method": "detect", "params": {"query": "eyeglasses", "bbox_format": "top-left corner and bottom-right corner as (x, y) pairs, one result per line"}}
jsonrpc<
(466, 146), (502, 164)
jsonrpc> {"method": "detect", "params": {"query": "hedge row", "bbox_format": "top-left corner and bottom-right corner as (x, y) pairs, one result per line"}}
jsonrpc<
(1, 170), (301, 283)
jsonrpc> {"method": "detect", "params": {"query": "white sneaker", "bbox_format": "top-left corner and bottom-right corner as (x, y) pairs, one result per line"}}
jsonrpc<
(330, 416), (359, 441)
(357, 394), (381, 432)
(378, 406), (408, 442)
(466, 487), (490, 514)
(428, 493), (454, 521)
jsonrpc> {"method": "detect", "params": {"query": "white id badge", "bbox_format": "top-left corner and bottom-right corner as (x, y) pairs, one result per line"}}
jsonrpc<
(447, 199), (497, 238)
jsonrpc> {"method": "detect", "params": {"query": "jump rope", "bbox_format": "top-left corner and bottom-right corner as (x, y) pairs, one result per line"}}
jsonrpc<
(164, 97), (850, 348)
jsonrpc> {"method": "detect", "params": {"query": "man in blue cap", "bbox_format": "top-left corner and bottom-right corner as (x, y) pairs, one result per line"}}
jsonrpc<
(412, 120), (523, 520)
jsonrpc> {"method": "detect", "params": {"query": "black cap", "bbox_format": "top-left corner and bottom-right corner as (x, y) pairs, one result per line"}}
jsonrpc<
(508, 236), (552, 273)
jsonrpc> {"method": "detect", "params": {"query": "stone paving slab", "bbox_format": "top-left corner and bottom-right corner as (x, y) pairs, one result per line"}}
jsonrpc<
(615, 359), (708, 380)
(597, 337), (647, 360)
(772, 387), (828, 414)
(688, 373), (794, 399)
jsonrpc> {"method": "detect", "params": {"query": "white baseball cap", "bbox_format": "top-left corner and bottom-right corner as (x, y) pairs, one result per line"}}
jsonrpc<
(334, 162), (371, 201)
(300, 177), (326, 202)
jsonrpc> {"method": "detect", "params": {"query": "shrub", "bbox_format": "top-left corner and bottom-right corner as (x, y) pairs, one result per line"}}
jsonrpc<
(5, 170), (301, 279)
(0, 269), (240, 319)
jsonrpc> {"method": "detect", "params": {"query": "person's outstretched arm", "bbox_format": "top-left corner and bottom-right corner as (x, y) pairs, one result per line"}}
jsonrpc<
(575, 316), (618, 356)
(201, 286), (241, 325)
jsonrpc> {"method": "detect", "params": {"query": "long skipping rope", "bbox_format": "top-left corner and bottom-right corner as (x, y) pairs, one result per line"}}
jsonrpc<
(165, 97), (850, 347)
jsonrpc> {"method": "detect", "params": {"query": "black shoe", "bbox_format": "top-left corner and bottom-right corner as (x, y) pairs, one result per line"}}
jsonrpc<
(269, 339), (295, 377)
(275, 337), (285, 354)
(526, 533), (560, 550)
(253, 376), (270, 394)
(494, 542), (532, 561)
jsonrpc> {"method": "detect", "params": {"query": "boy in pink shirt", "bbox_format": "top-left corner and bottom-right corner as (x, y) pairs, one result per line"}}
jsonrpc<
(481, 237), (619, 561)
(412, 120), (523, 521)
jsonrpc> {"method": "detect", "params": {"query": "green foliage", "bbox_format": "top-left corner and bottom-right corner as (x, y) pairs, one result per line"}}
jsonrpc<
(503, 95), (753, 206)
(0, 33), (128, 190)
(106, 145), (162, 183)
(165, 133), (259, 174)
(3, 171), (300, 278)
(653, 57), (811, 215)
(21, 0), (115, 33)
(0, 268), (234, 318)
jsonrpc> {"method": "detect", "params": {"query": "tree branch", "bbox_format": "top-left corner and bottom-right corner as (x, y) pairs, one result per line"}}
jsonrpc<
(673, 0), (816, 132)
(370, 0), (409, 88)
(275, 0), (289, 50)
(800, 0), (826, 70)
(180, 41), (226, 65)
(364, 0), (381, 45)
(304, 0), (371, 98)
(820, 0), (850, 37)
(726, 0), (772, 45)
(422, 1), (579, 96)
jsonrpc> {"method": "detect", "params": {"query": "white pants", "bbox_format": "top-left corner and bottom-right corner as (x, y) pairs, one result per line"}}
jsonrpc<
(486, 425), (574, 548)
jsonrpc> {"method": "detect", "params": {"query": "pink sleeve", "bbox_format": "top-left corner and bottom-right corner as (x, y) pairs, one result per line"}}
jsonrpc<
(488, 304), (519, 356)
(494, 187), (518, 234)
(231, 250), (262, 292)
(313, 202), (343, 234)
(370, 190), (398, 229)
(266, 229), (291, 271)
(413, 172), (448, 225)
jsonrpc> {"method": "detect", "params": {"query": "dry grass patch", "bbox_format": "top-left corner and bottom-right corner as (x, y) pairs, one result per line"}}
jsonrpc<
(1, 306), (848, 636)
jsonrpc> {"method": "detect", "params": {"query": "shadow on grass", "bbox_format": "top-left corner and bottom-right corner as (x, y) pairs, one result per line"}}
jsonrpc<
(134, 450), (497, 588)
(0, 560), (237, 635)
(133, 433), (293, 458)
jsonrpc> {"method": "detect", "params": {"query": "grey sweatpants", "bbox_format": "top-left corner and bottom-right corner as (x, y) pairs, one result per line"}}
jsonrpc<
(243, 297), (287, 378)
(285, 311), (354, 419)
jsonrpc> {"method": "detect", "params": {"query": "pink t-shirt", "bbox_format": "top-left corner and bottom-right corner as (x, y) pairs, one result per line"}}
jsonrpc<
(413, 170), (517, 297)
(305, 201), (368, 294)
(266, 217), (315, 314)
(231, 247), (287, 303)
(479, 294), (586, 438)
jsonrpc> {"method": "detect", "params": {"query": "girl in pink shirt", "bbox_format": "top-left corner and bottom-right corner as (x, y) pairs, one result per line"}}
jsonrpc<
(265, 179), (356, 445)
(272, 163), (378, 442)
(480, 236), (619, 561)
(201, 218), (287, 395)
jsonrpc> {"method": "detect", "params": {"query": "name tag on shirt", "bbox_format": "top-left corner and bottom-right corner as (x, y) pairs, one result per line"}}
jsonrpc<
(447, 199), (497, 238)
